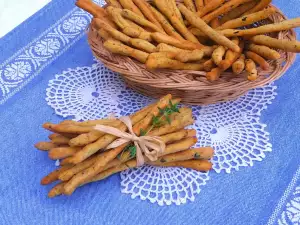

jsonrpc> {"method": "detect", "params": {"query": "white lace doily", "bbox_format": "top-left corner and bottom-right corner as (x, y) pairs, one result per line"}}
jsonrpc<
(46, 61), (276, 205)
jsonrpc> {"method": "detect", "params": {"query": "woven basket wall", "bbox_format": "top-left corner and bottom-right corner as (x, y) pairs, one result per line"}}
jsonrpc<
(88, 3), (296, 105)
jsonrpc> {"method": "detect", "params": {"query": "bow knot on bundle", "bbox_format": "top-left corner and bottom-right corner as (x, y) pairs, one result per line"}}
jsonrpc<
(94, 116), (165, 166)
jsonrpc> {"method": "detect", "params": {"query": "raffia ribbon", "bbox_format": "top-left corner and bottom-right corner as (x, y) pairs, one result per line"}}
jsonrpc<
(94, 116), (165, 166)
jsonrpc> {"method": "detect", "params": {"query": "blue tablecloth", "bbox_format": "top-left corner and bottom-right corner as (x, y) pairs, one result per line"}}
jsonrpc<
(0, 0), (300, 224)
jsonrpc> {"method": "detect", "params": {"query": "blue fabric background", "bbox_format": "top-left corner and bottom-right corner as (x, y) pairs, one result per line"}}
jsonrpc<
(0, 0), (299, 224)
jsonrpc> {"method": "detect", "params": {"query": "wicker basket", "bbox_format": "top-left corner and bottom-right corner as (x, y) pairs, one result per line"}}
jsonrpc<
(88, 3), (296, 105)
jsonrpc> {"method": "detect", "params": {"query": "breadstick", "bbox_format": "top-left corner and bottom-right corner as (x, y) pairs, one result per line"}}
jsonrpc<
(150, 6), (185, 41)
(195, 0), (204, 11)
(149, 52), (178, 60)
(148, 107), (193, 136)
(89, 147), (213, 185)
(104, 39), (149, 63)
(123, 27), (152, 41)
(245, 51), (270, 70)
(121, 9), (162, 32)
(206, 67), (222, 81)
(76, 0), (116, 28)
(146, 57), (204, 71)
(81, 158), (212, 190)
(248, 43), (280, 60)
(219, 1), (257, 24)
(64, 143), (129, 195)
(245, 59), (258, 81)
(203, 59), (215, 72)
(212, 46), (227, 66)
(130, 38), (157, 53)
(197, 0), (225, 17)
(48, 147), (81, 160)
(210, 18), (220, 29)
(43, 123), (92, 134)
(169, 0), (185, 24)
(48, 133), (60, 140)
(217, 7), (277, 30)
(232, 54), (246, 74)
(105, 0), (122, 8)
(59, 155), (98, 181)
(41, 165), (73, 185)
(132, 94), (173, 135)
(97, 19), (131, 44)
(59, 157), (74, 166)
(51, 135), (70, 145)
(154, 159), (212, 171)
(242, 0), (272, 16)
(48, 182), (66, 198)
(119, 0), (144, 17)
(151, 32), (204, 50)
(68, 118), (118, 127)
(156, 43), (188, 54)
(35, 142), (58, 151)
(178, 4), (240, 52)
(70, 104), (153, 147)
(132, 0), (164, 31)
(202, 0), (253, 23)
(76, 0), (106, 17)
(219, 37), (243, 70)
(175, 49), (205, 62)
(152, 147), (214, 164)
(160, 129), (196, 144)
(98, 28), (113, 40)
(154, 0), (200, 44)
(184, 0), (196, 12)
(106, 6), (129, 29)
(220, 18), (300, 37)
(251, 35), (300, 53)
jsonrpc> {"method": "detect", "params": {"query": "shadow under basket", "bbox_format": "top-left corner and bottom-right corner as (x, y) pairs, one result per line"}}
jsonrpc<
(87, 4), (296, 105)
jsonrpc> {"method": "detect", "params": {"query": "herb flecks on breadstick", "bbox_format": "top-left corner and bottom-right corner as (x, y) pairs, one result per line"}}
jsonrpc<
(178, 4), (240, 52)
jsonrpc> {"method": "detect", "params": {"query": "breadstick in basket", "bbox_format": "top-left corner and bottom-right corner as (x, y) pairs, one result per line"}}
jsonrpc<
(212, 46), (227, 66)
(184, 0), (196, 12)
(178, 4), (240, 52)
(202, 0), (254, 23)
(219, 1), (257, 24)
(151, 32), (204, 50)
(245, 59), (258, 81)
(242, 0), (272, 16)
(154, 0), (200, 44)
(146, 57), (205, 70)
(105, 0), (122, 8)
(197, 0), (225, 17)
(220, 18), (300, 37)
(245, 51), (270, 70)
(121, 9), (163, 33)
(232, 54), (246, 74)
(119, 0), (144, 17)
(217, 7), (277, 30)
(248, 43), (280, 60)
(150, 6), (184, 41)
(219, 38), (244, 70)
(104, 39), (149, 63)
(250, 35), (300, 53)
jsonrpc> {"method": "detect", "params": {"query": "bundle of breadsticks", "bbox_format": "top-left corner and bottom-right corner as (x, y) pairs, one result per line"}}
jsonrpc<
(77, 0), (300, 81)
(35, 94), (214, 197)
